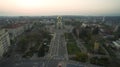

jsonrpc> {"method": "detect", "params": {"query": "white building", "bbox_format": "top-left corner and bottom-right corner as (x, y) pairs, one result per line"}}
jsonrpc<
(112, 39), (120, 50)
(81, 23), (87, 27)
(4, 23), (25, 40)
(4, 23), (34, 40)
(0, 29), (10, 57)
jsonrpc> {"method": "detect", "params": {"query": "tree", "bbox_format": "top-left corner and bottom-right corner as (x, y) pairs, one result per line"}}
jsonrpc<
(76, 52), (88, 62)
(18, 37), (28, 52)
(92, 27), (99, 35)
(38, 45), (45, 57)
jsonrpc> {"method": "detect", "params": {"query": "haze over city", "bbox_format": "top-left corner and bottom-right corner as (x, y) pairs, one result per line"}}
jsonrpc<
(0, 0), (120, 16)
(0, 0), (120, 67)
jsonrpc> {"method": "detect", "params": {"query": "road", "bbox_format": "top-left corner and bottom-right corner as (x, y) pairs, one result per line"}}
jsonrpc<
(45, 28), (68, 67)
(51, 29), (67, 58)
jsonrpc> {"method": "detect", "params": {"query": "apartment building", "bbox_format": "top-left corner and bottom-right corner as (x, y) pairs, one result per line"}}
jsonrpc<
(4, 23), (34, 41)
(0, 29), (10, 57)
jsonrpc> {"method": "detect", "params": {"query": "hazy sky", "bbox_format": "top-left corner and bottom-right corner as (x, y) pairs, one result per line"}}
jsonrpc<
(0, 0), (120, 16)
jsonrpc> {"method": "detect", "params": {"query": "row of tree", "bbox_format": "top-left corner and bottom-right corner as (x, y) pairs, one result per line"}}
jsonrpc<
(73, 25), (100, 52)
(17, 29), (52, 58)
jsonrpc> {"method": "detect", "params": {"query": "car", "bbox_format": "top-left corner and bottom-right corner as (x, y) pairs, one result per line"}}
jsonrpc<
(58, 63), (62, 67)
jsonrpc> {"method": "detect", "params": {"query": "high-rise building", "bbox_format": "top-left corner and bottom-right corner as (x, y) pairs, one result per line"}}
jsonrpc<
(102, 16), (105, 22)
(0, 29), (10, 58)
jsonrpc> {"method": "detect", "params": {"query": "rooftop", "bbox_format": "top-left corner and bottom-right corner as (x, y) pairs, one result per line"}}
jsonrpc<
(3, 23), (25, 29)
(0, 29), (6, 37)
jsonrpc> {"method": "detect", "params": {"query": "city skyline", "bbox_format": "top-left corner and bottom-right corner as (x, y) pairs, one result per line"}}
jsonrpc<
(0, 0), (120, 16)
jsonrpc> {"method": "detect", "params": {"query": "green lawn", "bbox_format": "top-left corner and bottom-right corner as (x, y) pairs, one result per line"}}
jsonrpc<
(84, 43), (106, 55)
(67, 42), (81, 55)
(65, 33), (81, 55)
(90, 57), (109, 66)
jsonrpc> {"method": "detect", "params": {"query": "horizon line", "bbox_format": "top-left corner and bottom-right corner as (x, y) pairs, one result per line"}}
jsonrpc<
(0, 15), (120, 17)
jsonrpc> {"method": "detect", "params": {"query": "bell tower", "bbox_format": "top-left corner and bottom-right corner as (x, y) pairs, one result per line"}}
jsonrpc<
(55, 16), (63, 29)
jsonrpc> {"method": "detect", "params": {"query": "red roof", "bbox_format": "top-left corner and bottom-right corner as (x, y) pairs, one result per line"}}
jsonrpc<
(4, 23), (25, 29)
